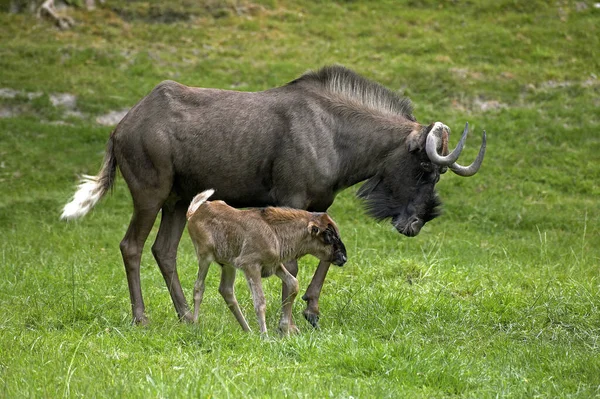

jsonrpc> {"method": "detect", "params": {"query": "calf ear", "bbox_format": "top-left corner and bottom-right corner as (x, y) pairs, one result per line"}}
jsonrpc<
(320, 213), (335, 226)
(308, 222), (320, 236)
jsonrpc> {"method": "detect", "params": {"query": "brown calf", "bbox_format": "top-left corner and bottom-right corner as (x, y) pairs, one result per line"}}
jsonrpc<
(186, 189), (347, 335)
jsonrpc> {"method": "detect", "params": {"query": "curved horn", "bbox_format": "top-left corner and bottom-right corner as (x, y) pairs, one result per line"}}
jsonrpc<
(448, 130), (487, 177)
(426, 122), (469, 166)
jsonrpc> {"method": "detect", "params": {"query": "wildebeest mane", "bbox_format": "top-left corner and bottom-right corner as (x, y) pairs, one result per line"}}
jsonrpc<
(357, 176), (442, 222)
(288, 65), (415, 121)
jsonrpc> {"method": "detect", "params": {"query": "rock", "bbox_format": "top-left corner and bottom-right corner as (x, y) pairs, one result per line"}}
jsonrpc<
(0, 88), (20, 99)
(27, 92), (43, 100)
(49, 93), (77, 109)
(0, 106), (19, 118)
(96, 109), (130, 126)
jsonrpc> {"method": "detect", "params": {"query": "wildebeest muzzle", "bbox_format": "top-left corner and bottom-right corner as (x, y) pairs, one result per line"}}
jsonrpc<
(392, 214), (424, 237)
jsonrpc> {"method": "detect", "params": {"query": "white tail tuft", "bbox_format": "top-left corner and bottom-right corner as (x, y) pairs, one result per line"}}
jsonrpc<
(187, 189), (215, 220)
(60, 175), (106, 220)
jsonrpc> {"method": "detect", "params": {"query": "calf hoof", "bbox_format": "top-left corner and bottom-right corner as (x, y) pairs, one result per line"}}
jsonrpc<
(302, 309), (320, 329)
(132, 315), (149, 326)
(278, 323), (300, 336)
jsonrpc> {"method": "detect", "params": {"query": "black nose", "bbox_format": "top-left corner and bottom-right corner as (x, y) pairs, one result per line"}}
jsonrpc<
(333, 253), (347, 266)
(392, 216), (423, 237)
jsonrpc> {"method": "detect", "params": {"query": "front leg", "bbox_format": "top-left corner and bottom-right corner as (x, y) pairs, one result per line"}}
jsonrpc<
(243, 266), (268, 335)
(275, 263), (300, 335)
(302, 260), (331, 328)
(282, 260), (299, 331)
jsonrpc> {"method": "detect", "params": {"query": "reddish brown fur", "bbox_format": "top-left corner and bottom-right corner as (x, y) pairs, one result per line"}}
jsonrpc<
(187, 192), (345, 335)
(441, 129), (449, 155)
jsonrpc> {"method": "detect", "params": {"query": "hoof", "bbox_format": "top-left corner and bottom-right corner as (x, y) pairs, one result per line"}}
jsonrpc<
(179, 311), (194, 324)
(279, 323), (300, 336)
(302, 309), (320, 329)
(260, 332), (271, 340)
(133, 315), (149, 326)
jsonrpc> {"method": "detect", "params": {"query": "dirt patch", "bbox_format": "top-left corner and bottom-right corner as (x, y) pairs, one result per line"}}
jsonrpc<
(111, 1), (263, 23)
(537, 76), (598, 90)
(115, 6), (194, 23)
(473, 97), (508, 112)
(451, 97), (508, 113)
(449, 67), (483, 81)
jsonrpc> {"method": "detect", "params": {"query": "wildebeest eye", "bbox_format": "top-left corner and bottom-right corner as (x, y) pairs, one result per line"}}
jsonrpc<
(420, 162), (434, 172)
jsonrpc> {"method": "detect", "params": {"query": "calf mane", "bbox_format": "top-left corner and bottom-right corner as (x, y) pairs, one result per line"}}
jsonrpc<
(260, 207), (308, 224)
(288, 65), (415, 121)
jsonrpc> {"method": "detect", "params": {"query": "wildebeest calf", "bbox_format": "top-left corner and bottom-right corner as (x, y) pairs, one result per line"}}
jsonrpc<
(186, 189), (347, 334)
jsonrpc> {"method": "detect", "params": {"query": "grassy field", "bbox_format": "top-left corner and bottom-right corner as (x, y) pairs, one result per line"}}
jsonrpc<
(1, 0), (599, 397)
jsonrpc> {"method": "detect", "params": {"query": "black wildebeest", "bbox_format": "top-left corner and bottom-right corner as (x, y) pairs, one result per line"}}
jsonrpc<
(61, 65), (486, 327)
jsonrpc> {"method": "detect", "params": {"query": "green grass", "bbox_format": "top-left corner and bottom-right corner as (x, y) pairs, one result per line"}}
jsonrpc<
(1, 0), (599, 397)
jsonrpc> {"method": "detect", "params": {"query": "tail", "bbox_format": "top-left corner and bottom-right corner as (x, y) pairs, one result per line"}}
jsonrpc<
(60, 136), (117, 220)
(186, 189), (215, 220)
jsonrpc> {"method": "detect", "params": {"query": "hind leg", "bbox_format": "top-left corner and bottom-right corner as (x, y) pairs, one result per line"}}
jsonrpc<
(120, 205), (162, 325)
(113, 124), (176, 324)
(192, 255), (211, 323)
(151, 201), (191, 322)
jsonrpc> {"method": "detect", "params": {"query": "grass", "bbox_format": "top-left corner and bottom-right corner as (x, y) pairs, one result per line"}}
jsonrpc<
(1, 0), (599, 397)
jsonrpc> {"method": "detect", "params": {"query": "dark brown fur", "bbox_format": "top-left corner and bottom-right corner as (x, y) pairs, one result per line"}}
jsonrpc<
(61, 65), (484, 326)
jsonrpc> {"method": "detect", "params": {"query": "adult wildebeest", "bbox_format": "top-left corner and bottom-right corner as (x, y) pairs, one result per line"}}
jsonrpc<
(61, 65), (486, 327)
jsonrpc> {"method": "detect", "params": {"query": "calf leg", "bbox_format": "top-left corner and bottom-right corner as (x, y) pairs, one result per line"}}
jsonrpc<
(282, 260), (299, 330)
(302, 260), (332, 328)
(219, 265), (251, 332)
(120, 205), (162, 325)
(192, 256), (211, 323)
(275, 263), (300, 335)
(151, 201), (191, 322)
(243, 266), (268, 335)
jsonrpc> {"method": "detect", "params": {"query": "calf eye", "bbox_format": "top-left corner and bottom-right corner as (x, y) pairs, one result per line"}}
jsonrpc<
(323, 231), (333, 245)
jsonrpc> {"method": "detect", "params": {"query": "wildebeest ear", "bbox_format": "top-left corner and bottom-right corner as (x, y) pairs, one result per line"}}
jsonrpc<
(406, 127), (427, 153)
(406, 123), (433, 152)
